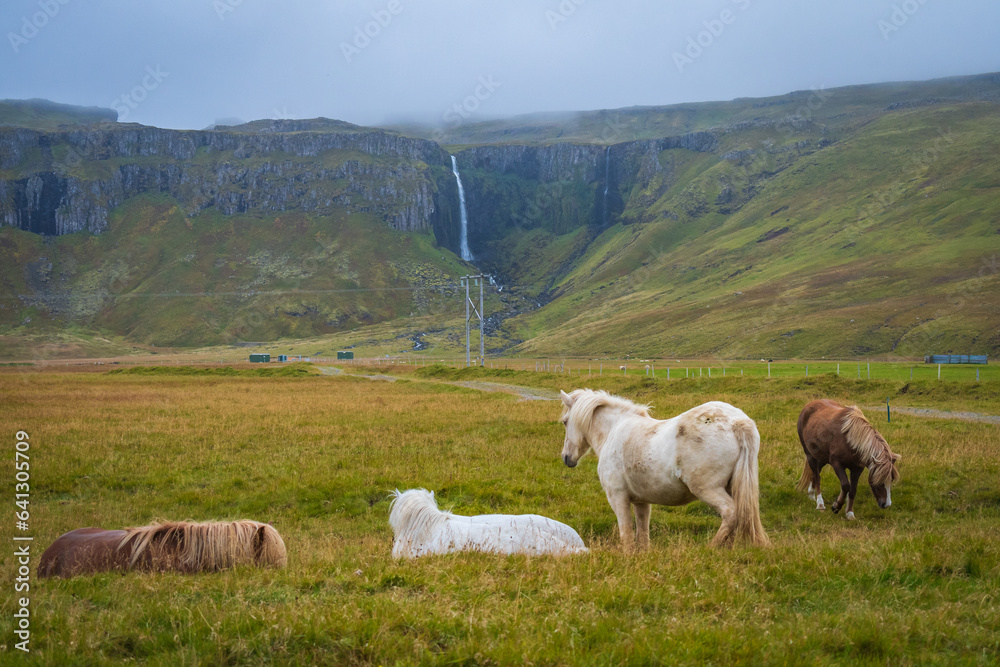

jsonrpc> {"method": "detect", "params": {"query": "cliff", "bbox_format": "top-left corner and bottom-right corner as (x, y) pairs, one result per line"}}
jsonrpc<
(0, 121), (451, 237)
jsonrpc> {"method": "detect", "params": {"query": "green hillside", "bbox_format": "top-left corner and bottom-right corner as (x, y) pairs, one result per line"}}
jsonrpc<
(0, 98), (117, 130)
(1, 77), (999, 361)
(0, 196), (477, 350)
(397, 72), (1000, 146)
(505, 103), (1000, 359)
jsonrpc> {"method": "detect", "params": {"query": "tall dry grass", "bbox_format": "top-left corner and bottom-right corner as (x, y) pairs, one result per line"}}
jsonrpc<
(1, 365), (997, 665)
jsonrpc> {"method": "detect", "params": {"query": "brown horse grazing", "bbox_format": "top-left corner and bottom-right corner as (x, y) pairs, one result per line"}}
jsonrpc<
(38, 520), (287, 579)
(796, 399), (901, 520)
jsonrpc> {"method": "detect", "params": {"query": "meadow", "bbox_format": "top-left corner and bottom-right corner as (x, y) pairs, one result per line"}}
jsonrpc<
(1, 363), (998, 665)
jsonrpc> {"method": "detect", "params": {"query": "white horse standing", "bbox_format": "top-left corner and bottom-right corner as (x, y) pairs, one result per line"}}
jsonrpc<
(389, 489), (588, 559)
(559, 389), (768, 548)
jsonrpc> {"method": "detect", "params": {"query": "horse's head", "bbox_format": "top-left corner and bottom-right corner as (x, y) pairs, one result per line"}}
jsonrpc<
(869, 452), (901, 509)
(559, 390), (589, 468)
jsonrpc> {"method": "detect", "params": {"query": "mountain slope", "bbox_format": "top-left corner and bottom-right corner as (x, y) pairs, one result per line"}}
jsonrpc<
(0, 194), (477, 348)
(395, 72), (1000, 146)
(2, 75), (999, 359)
(506, 102), (1000, 358)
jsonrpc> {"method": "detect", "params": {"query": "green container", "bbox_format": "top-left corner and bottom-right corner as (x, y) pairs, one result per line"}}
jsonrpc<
(337, 351), (354, 360)
(249, 353), (271, 363)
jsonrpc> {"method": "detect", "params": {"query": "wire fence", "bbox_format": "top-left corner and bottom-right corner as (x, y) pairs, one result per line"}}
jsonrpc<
(10, 354), (993, 383)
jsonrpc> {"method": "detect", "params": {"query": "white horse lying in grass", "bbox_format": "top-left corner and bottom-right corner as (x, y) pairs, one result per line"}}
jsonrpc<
(559, 389), (769, 549)
(389, 489), (588, 558)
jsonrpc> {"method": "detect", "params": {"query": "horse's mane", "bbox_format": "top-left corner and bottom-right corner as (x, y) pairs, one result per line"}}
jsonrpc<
(389, 489), (450, 552)
(841, 406), (900, 486)
(118, 520), (287, 572)
(563, 389), (651, 435)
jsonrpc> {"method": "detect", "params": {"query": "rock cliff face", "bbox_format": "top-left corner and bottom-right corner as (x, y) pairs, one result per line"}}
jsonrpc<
(451, 131), (722, 265)
(0, 123), (451, 237)
(0, 117), (739, 263)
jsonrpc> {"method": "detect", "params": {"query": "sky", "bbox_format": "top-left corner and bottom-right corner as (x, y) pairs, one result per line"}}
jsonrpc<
(1, 0), (998, 130)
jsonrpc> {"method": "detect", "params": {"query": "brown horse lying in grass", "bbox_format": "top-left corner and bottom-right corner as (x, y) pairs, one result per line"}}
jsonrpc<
(796, 399), (901, 519)
(38, 520), (287, 578)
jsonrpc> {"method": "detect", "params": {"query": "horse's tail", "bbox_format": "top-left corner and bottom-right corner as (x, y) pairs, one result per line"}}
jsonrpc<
(795, 459), (813, 493)
(730, 419), (769, 546)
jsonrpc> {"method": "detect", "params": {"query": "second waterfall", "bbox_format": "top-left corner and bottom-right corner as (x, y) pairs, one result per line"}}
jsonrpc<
(450, 155), (474, 262)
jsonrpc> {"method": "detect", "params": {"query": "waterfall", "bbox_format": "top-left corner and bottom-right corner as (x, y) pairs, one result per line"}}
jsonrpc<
(602, 146), (610, 226)
(450, 155), (473, 262)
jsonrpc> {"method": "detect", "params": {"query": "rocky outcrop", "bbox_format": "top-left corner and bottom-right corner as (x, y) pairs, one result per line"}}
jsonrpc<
(0, 123), (450, 237)
(449, 130), (722, 261)
(0, 118), (751, 262)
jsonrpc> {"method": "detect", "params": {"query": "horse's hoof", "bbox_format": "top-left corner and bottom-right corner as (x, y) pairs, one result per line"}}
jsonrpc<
(831, 505), (841, 514)
(846, 512), (855, 520)
(816, 503), (825, 511)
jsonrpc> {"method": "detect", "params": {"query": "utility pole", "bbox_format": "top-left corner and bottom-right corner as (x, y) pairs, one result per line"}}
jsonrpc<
(460, 274), (486, 366)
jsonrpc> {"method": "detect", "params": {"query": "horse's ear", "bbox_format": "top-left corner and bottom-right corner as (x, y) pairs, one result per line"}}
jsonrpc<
(560, 390), (575, 407)
(891, 453), (901, 463)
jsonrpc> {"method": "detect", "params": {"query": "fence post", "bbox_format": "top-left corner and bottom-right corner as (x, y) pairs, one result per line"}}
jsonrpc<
(768, 362), (771, 378)
(938, 364), (941, 380)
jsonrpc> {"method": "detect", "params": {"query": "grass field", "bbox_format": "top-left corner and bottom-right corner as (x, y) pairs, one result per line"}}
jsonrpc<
(2, 363), (998, 665)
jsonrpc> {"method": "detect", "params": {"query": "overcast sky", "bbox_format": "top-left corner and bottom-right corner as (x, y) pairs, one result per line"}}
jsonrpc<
(2, 0), (998, 130)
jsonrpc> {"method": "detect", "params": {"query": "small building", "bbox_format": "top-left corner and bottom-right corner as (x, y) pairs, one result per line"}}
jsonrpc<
(924, 354), (988, 365)
(337, 351), (354, 360)
(249, 353), (271, 363)
(278, 355), (288, 362)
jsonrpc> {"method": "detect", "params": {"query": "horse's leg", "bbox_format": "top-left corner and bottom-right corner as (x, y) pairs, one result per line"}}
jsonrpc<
(633, 503), (651, 550)
(808, 456), (825, 510)
(692, 486), (737, 547)
(608, 493), (635, 550)
(845, 467), (862, 520)
(829, 462), (851, 515)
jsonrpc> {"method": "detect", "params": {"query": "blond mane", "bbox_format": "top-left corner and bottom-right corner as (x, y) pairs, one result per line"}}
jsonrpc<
(118, 520), (287, 572)
(388, 489), (450, 558)
(841, 406), (900, 487)
(563, 389), (651, 436)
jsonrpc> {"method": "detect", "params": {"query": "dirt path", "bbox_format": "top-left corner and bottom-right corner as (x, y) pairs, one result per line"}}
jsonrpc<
(872, 406), (1000, 425)
(318, 368), (997, 416)
(318, 366), (557, 400)
(317, 366), (397, 382)
(451, 381), (560, 401)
